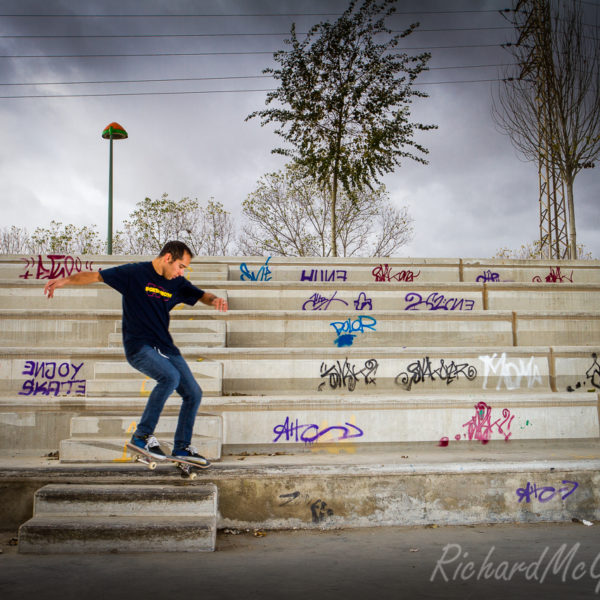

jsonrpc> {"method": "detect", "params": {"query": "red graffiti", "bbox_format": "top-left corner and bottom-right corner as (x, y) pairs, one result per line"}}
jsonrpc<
(20, 255), (96, 280)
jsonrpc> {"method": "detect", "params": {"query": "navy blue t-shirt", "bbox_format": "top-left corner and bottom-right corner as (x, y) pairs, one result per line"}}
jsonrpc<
(100, 261), (205, 356)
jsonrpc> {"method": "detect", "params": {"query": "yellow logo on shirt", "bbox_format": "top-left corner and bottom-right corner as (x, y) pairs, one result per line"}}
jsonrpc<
(145, 284), (173, 300)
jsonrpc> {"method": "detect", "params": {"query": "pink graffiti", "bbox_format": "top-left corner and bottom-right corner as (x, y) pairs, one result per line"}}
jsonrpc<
(532, 266), (573, 283)
(20, 255), (96, 280)
(439, 402), (515, 447)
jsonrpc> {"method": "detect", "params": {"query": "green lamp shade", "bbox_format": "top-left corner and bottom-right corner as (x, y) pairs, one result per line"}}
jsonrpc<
(102, 122), (128, 140)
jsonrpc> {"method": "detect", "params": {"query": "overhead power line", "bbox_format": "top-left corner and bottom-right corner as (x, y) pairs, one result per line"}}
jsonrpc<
(0, 78), (509, 99)
(0, 64), (516, 88)
(0, 9), (512, 18)
(0, 43), (506, 59)
(0, 27), (514, 39)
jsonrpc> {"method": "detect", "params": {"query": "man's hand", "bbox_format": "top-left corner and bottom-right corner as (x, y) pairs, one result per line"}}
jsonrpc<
(211, 297), (228, 312)
(44, 278), (66, 299)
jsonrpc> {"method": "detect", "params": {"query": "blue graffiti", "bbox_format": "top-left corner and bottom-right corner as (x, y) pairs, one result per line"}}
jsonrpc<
(240, 256), (272, 281)
(330, 315), (377, 347)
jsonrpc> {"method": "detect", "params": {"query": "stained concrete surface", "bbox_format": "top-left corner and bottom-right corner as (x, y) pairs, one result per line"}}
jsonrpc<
(1, 521), (599, 600)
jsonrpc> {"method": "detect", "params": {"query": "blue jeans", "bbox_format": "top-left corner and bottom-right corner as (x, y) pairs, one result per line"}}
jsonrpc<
(126, 345), (202, 452)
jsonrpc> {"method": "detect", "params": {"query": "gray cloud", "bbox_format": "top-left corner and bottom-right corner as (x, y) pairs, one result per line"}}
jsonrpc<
(0, 0), (597, 258)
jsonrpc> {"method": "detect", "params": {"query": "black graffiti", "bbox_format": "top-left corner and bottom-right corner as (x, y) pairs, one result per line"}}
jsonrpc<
(318, 358), (378, 392)
(395, 357), (477, 391)
(567, 352), (600, 392)
(311, 499), (334, 523)
(278, 491), (301, 506)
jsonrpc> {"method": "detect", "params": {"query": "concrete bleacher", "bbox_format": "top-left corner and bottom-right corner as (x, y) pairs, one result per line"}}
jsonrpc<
(1, 253), (599, 543)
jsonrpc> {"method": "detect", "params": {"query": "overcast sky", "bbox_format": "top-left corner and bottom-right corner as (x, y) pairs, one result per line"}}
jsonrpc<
(0, 0), (598, 258)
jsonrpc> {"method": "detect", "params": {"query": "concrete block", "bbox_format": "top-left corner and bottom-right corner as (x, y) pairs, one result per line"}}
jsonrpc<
(18, 483), (218, 553)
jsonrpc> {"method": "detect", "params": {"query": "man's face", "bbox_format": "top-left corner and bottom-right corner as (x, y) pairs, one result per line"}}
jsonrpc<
(163, 252), (191, 279)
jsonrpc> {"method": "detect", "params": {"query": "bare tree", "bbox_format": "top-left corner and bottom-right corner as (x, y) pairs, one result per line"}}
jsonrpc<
(0, 226), (30, 254)
(493, 0), (600, 258)
(239, 165), (413, 257)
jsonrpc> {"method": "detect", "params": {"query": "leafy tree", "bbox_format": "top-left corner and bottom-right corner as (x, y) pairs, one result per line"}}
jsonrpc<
(239, 165), (413, 257)
(247, 0), (435, 256)
(29, 221), (104, 254)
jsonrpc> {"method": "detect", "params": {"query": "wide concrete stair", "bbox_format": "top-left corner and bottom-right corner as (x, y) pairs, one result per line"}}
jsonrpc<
(1, 254), (600, 542)
(18, 483), (218, 553)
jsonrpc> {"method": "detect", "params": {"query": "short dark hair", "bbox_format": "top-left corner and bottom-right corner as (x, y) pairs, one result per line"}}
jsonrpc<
(158, 241), (194, 260)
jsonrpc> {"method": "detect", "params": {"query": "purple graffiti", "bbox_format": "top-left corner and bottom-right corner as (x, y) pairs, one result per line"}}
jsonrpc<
(20, 255), (95, 280)
(404, 292), (475, 311)
(516, 480), (578, 504)
(476, 270), (500, 283)
(19, 360), (86, 397)
(372, 264), (420, 283)
(273, 416), (364, 443)
(301, 269), (348, 283)
(354, 292), (373, 310)
(302, 291), (349, 311)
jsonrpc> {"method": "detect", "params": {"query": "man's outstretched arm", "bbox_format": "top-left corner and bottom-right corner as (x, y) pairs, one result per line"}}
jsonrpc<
(44, 271), (103, 299)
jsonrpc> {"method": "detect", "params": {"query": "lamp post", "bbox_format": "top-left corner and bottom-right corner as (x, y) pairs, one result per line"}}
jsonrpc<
(101, 122), (128, 255)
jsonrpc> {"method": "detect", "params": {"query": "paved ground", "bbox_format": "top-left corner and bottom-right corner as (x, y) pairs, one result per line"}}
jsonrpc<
(1, 521), (599, 600)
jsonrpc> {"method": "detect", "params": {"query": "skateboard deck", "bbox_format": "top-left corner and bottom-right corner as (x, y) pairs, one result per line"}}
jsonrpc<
(126, 442), (211, 479)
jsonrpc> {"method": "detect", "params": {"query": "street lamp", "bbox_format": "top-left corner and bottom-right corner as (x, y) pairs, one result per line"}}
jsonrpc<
(102, 122), (128, 255)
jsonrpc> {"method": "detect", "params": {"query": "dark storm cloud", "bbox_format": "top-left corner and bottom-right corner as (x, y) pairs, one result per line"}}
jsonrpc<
(0, 0), (597, 258)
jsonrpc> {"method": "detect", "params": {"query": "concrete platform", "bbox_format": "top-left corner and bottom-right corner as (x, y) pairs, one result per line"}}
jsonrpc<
(1, 439), (599, 533)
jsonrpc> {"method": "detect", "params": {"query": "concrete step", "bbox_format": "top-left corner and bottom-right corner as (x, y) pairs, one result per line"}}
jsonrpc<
(87, 359), (222, 396)
(67, 413), (222, 438)
(59, 435), (221, 463)
(207, 309), (600, 348)
(31, 483), (217, 517)
(18, 483), (217, 553)
(205, 391), (599, 448)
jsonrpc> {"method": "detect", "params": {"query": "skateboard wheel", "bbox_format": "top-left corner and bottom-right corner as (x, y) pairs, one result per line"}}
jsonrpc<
(188, 472), (197, 480)
(149, 462), (157, 470)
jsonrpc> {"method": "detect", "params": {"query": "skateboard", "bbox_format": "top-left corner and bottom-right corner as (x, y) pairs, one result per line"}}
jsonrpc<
(125, 442), (211, 480)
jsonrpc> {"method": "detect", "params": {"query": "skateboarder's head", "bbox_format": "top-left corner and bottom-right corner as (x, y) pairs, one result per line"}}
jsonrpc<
(155, 241), (193, 279)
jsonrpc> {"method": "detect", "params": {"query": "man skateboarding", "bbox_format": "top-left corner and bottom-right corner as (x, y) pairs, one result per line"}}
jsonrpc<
(44, 240), (228, 467)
